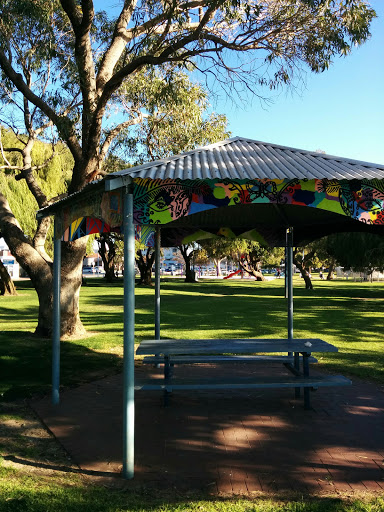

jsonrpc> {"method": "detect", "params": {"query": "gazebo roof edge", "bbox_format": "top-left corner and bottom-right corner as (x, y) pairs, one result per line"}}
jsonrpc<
(36, 136), (384, 219)
(109, 136), (384, 177)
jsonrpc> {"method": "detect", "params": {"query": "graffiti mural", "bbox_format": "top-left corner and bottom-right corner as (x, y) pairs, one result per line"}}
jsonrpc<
(59, 176), (384, 243)
(132, 177), (384, 226)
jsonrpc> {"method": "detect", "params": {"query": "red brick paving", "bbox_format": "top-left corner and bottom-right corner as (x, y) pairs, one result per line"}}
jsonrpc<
(31, 363), (384, 495)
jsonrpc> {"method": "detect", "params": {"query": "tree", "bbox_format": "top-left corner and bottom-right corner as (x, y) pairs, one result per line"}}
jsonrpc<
(0, 258), (17, 295)
(199, 239), (234, 277)
(179, 244), (200, 283)
(0, 0), (375, 336)
(97, 233), (123, 282)
(114, 68), (229, 165)
(236, 241), (283, 281)
(326, 232), (384, 276)
(293, 246), (316, 289)
(293, 236), (343, 288)
(200, 238), (283, 281)
(0, 126), (76, 334)
(136, 246), (156, 285)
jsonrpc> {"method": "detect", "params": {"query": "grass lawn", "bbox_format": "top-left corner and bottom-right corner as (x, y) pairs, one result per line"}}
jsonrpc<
(1, 276), (384, 510)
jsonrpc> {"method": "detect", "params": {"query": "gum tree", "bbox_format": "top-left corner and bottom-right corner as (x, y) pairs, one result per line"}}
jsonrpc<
(0, 0), (376, 336)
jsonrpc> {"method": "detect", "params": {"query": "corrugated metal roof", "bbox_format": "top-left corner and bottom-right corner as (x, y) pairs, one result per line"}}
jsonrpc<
(37, 136), (384, 219)
(107, 136), (384, 182)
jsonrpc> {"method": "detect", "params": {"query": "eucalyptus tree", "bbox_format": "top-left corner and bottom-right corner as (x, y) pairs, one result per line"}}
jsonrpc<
(199, 238), (237, 277)
(326, 232), (384, 275)
(231, 240), (284, 281)
(199, 238), (283, 281)
(0, 258), (16, 295)
(0, 0), (376, 337)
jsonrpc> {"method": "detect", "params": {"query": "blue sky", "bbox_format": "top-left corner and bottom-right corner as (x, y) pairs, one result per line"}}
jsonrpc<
(215, 0), (384, 165)
(95, 1), (383, 164)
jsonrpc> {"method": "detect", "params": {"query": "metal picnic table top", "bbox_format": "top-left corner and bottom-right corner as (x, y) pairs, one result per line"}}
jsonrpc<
(136, 338), (339, 355)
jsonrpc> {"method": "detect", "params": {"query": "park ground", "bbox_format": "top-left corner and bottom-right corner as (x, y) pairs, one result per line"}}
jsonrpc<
(1, 276), (384, 511)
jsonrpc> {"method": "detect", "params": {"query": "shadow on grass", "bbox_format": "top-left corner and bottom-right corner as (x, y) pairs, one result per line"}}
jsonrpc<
(2, 278), (384, 400)
(0, 479), (356, 512)
(0, 331), (122, 402)
(0, 304), (38, 324)
(81, 278), (384, 381)
(2, 455), (116, 478)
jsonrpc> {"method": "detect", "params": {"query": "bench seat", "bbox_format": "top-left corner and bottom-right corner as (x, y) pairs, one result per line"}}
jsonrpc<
(135, 374), (351, 391)
(142, 354), (318, 365)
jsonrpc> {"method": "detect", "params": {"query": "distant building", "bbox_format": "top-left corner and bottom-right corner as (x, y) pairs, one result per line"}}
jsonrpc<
(0, 238), (20, 279)
(83, 253), (105, 274)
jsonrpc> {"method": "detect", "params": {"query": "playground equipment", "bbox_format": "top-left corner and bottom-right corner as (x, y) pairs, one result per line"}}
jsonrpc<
(223, 269), (242, 279)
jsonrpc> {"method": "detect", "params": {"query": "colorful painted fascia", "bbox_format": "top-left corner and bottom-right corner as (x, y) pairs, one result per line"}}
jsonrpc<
(59, 177), (384, 243)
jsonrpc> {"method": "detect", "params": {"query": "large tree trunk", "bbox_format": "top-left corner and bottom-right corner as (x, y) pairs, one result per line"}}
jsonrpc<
(98, 234), (118, 283)
(136, 248), (155, 285)
(0, 259), (17, 295)
(179, 245), (198, 283)
(0, 193), (87, 337)
(185, 265), (197, 282)
(327, 258), (336, 280)
(238, 260), (266, 281)
(295, 261), (313, 289)
(293, 248), (314, 289)
(213, 257), (224, 277)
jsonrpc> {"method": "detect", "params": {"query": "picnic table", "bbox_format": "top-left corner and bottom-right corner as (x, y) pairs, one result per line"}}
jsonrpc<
(136, 338), (351, 409)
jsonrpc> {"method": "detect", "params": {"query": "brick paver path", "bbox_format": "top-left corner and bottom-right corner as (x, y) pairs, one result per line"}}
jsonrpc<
(31, 364), (384, 495)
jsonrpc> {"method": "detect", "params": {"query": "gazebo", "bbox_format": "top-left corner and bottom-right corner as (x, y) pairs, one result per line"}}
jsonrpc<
(37, 137), (384, 478)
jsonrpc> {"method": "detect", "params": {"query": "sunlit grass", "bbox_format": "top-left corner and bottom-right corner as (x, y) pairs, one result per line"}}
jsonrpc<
(1, 276), (384, 399)
(1, 463), (384, 512)
(1, 277), (384, 508)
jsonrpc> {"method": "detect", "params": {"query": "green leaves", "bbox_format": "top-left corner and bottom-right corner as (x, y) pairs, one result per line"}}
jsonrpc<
(113, 64), (230, 163)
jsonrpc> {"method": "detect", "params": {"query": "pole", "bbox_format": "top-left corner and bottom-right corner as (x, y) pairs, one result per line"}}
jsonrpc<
(154, 226), (161, 340)
(284, 245), (288, 299)
(286, 227), (300, 397)
(286, 227), (294, 340)
(122, 189), (135, 479)
(52, 218), (61, 405)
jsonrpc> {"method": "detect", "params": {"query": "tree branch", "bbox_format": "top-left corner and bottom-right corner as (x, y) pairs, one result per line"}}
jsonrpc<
(98, 112), (147, 163)
(60, 0), (97, 146)
(96, 0), (139, 90)
(0, 47), (82, 163)
(33, 216), (53, 263)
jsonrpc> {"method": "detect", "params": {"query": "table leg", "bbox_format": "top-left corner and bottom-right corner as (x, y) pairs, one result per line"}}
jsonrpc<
(294, 352), (300, 398)
(303, 352), (311, 410)
(164, 355), (172, 406)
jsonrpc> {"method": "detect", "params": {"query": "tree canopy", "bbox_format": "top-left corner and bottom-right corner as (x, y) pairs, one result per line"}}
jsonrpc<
(0, 0), (376, 191)
(326, 232), (384, 273)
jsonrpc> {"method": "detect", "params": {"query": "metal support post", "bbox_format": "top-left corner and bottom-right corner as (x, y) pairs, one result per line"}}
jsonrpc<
(286, 227), (300, 398)
(284, 245), (288, 299)
(303, 353), (311, 409)
(52, 219), (61, 405)
(286, 227), (294, 341)
(154, 227), (161, 340)
(122, 189), (135, 479)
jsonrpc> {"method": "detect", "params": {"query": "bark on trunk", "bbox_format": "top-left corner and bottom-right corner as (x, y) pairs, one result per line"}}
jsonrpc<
(295, 262), (313, 289)
(239, 261), (266, 281)
(179, 245), (198, 283)
(213, 258), (224, 277)
(0, 259), (17, 295)
(136, 248), (155, 285)
(293, 249), (314, 289)
(98, 235), (118, 283)
(327, 259), (336, 280)
(185, 265), (197, 282)
(29, 238), (87, 338)
(0, 193), (87, 337)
